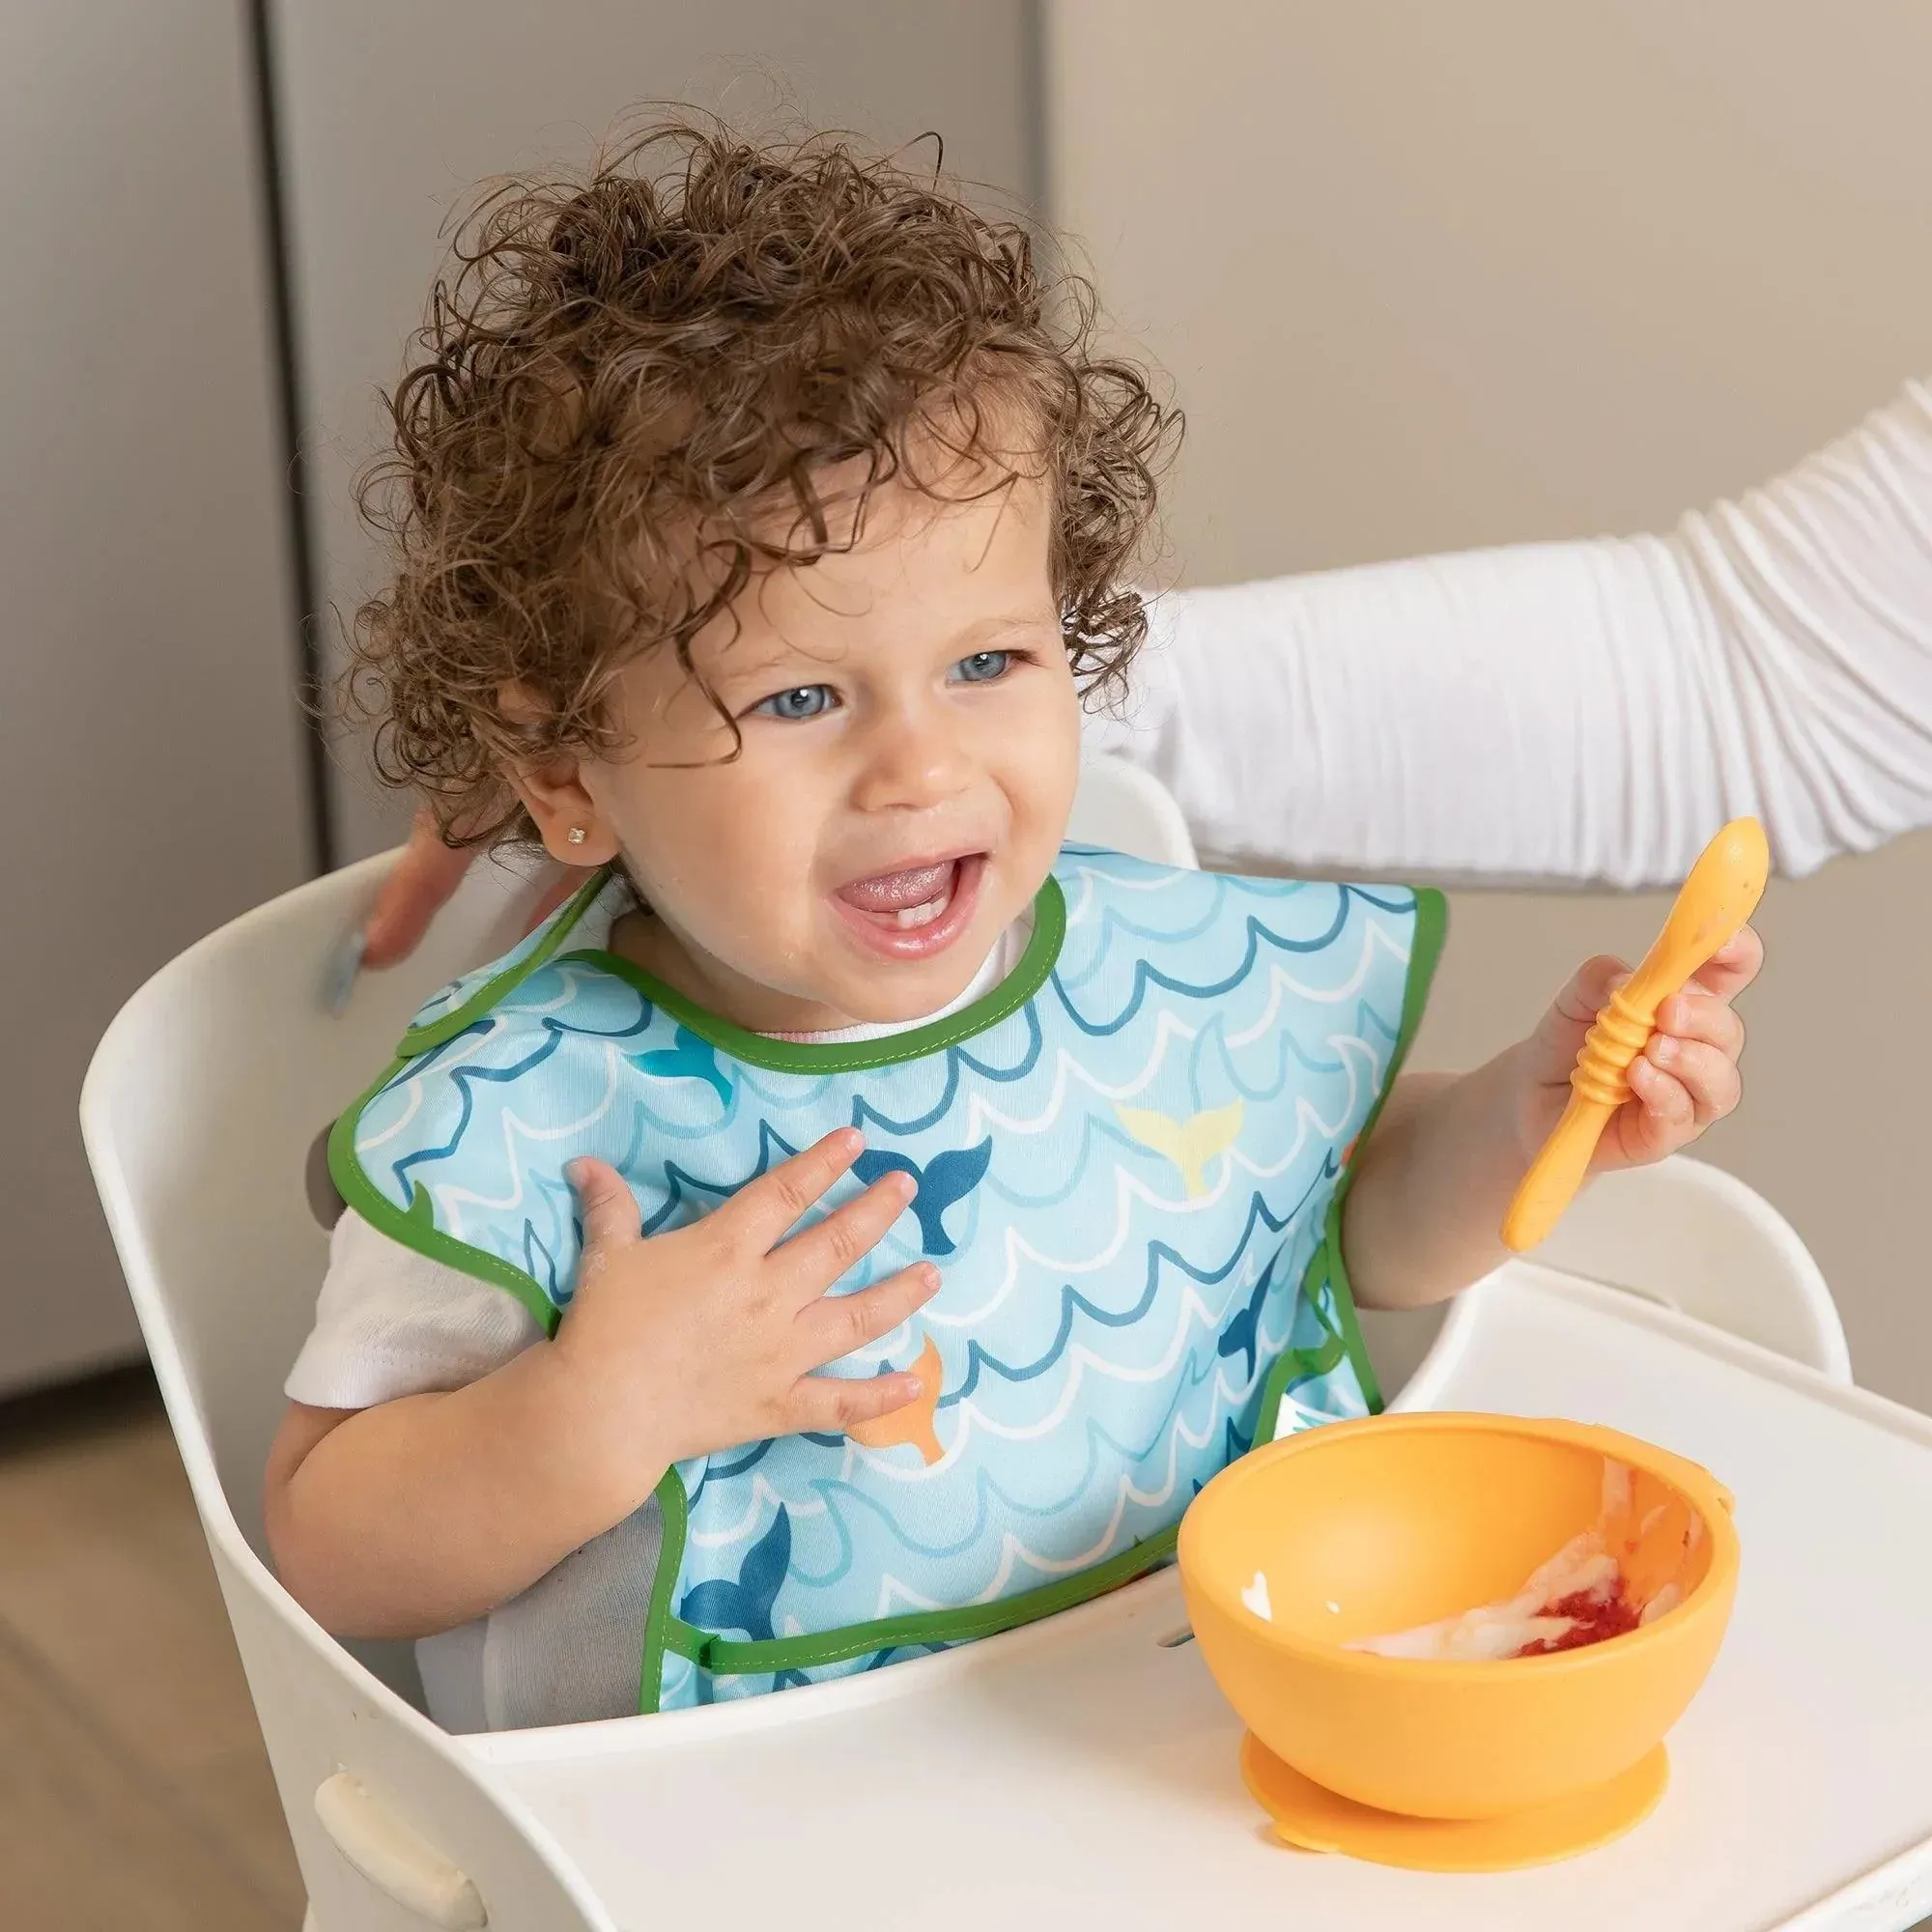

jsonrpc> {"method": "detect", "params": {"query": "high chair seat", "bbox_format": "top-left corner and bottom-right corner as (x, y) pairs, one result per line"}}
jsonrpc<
(79, 757), (1909, 1930)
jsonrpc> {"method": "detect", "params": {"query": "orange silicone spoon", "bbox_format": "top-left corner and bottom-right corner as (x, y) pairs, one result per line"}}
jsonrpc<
(1501, 817), (1769, 1253)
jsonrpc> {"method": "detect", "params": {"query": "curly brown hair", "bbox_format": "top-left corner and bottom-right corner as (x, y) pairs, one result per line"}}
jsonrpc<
(348, 114), (1181, 847)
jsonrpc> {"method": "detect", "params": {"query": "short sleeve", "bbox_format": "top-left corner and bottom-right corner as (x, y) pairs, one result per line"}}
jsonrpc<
(284, 1208), (545, 1410)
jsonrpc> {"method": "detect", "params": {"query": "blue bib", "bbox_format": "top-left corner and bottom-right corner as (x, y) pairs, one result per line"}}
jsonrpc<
(331, 848), (1444, 1711)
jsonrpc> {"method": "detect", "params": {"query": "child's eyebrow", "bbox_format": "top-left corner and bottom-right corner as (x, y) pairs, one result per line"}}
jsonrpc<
(721, 611), (1058, 687)
(713, 639), (841, 688)
(948, 612), (1062, 647)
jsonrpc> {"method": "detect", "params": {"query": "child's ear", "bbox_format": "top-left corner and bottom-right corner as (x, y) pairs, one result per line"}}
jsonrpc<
(500, 682), (620, 867)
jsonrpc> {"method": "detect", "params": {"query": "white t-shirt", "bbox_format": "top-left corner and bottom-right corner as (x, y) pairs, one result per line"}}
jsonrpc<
(288, 903), (1035, 1733)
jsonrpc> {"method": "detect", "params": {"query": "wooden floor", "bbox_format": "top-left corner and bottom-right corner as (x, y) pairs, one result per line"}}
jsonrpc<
(0, 1368), (303, 1930)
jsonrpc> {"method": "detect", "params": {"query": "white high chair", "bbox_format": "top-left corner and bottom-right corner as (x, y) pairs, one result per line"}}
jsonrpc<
(79, 757), (1932, 1931)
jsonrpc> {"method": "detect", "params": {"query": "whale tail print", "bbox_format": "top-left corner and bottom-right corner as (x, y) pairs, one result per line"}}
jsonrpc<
(846, 1336), (947, 1465)
(1116, 1100), (1245, 1198)
(1216, 1261), (1276, 1384)
(679, 1506), (790, 1641)
(631, 1025), (731, 1106)
(851, 1140), (992, 1256)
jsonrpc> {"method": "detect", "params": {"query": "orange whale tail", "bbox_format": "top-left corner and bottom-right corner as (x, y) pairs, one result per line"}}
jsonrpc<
(847, 1336), (946, 1465)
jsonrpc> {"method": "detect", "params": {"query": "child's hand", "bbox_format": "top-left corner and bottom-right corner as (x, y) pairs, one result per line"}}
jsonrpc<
(554, 1129), (941, 1491)
(1517, 928), (1763, 1174)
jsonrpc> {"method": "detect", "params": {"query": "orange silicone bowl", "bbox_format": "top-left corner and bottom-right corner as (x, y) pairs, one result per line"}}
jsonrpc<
(1177, 1413), (1738, 1821)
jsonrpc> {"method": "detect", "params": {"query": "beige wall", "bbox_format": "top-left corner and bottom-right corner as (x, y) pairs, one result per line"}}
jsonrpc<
(1047, 1), (1932, 1405)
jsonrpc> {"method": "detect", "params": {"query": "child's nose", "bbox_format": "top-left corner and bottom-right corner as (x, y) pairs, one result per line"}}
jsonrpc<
(851, 706), (975, 812)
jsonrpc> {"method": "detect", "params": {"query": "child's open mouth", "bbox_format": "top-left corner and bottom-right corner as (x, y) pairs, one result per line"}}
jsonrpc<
(830, 853), (985, 961)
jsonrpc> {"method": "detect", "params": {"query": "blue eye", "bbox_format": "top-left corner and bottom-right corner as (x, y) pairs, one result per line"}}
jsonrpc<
(754, 685), (836, 721)
(952, 650), (1012, 685)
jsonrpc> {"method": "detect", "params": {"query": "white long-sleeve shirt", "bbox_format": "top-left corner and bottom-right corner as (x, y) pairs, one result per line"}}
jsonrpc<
(1093, 379), (1932, 888)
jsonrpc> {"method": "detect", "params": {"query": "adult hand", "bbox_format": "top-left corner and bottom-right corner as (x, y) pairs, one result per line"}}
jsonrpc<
(356, 807), (576, 971)
(358, 808), (472, 968)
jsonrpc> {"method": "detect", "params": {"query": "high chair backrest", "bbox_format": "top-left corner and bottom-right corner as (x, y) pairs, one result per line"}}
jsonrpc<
(1067, 751), (1198, 867)
(81, 753), (1192, 1539)
(80, 753), (1189, 1591)
(81, 841), (613, 1930)
(74, 755), (1191, 1929)
(82, 846), (540, 1562)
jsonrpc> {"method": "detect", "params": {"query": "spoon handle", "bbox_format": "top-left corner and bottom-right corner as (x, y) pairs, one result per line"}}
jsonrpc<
(1501, 818), (1768, 1254)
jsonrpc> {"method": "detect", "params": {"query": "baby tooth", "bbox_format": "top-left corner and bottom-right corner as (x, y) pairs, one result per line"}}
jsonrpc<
(894, 893), (950, 930)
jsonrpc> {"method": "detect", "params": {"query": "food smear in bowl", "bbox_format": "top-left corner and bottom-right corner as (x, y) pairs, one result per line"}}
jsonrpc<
(1283, 1457), (1702, 1662)
(1347, 1532), (1670, 1661)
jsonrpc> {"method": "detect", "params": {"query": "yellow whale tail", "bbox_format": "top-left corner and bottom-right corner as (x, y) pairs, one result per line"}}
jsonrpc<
(1116, 1100), (1246, 1198)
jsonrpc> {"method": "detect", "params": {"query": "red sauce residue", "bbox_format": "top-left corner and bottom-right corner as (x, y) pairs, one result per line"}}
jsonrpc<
(1509, 1581), (1641, 1658)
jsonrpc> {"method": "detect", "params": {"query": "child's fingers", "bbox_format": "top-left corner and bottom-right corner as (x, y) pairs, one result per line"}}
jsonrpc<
(776, 1171), (919, 1295)
(797, 1262), (944, 1368)
(720, 1128), (866, 1251)
(1686, 924), (1764, 1003)
(1548, 955), (1629, 1029)
(1526, 955), (1628, 1080)
(1622, 1056), (1695, 1153)
(1633, 1038), (1741, 1128)
(786, 1364), (929, 1438)
(1649, 1035), (1743, 1123)
(569, 1158), (643, 1265)
(1654, 988), (1745, 1061)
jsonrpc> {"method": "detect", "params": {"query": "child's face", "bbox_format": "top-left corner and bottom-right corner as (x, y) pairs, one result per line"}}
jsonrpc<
(525, 467), (1080, 1034)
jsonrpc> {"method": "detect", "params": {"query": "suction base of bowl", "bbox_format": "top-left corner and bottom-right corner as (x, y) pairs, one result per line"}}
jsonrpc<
(1239, 1734), (1668, 1872)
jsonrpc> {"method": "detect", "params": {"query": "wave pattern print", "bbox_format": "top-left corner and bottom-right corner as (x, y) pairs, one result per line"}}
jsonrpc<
(350, 849), (1427, 1709)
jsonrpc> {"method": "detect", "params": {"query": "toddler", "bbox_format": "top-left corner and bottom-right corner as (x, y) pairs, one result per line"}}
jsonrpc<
(265, 119), (1757, 1731)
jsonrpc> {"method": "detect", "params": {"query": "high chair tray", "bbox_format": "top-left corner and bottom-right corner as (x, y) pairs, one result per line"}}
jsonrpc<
(464, 1264), (1932, 1931)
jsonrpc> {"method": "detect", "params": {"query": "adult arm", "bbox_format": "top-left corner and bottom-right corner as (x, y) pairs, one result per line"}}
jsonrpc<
(1086, 380), (1932, 887)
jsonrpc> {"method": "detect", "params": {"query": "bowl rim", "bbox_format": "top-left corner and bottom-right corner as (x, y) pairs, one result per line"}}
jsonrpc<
(1176, 1411), (1740, 1679)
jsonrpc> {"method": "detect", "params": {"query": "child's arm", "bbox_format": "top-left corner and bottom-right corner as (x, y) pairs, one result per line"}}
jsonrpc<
(264, 1130), (940, 1639)
(266, 1352), (641, 1642)
(1342, 934), (1760, 1311)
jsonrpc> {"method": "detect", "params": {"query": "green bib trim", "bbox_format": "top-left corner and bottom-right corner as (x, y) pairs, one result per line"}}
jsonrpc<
(330, 864), (1449, 1714)
(1253, 882), (1446, 1435)
(329, 867), (1067, 1338)
(634, 882), (1447, 1706)
(569, 872), (1066, 1076)
(637, 1466), (690, 1716)
(396, 867), (611, 1058)
(327, 1126), (565, 1338)
(657, 1519), (1181, 1690)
